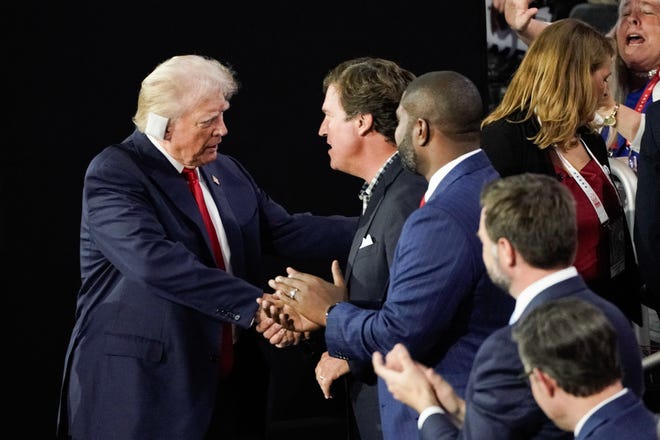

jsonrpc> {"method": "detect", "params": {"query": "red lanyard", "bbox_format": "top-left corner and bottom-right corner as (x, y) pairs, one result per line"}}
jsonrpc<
(624, 70), (659, 148)
(634, 70), (659, 113)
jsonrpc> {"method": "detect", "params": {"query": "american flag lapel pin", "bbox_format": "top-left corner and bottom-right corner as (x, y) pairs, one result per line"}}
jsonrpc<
(212, 175), (220, 185)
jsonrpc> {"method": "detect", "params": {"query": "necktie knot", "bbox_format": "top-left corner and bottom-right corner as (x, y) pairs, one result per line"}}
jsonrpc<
(182, 167), (198, 184)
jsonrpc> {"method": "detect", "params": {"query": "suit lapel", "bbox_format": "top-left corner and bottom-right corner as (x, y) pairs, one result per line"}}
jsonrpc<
(577, 391), (634, 439)
(127, 131), (204, 230)
(429, 150), (489, 203)
(198, 167), (245, 274)
(125, 131), (232, 268)
(345, 158), (405, 282)
(522, 276), (589, 320)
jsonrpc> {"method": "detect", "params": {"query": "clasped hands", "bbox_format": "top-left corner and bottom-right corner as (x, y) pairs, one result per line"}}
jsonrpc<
(253, 260), (349, 398)
(254, 260), (347, 347)
(372, 343), (466, 428)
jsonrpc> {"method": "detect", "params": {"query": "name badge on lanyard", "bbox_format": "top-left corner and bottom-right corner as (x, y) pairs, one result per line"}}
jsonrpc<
(555, 142), (625, 278)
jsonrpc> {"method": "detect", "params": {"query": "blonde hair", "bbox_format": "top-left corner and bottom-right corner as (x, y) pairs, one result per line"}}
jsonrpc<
(482, 19), (615, 149)
(133, 55), (239, 132)
(607, 2), (629, 106)
(602, 0), (660, 146)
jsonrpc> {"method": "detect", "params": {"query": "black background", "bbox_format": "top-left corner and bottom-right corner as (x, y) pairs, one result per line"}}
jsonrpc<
(7, 2), (488, 437)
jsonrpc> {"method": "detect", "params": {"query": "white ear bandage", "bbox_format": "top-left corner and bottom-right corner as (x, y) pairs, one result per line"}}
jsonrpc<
(145, 112), (169, 139)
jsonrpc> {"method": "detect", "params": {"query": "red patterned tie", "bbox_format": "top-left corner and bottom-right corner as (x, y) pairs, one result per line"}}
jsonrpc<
(182, 167), (234, 378)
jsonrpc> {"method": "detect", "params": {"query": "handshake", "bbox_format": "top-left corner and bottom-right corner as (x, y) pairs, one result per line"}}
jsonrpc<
(254, 260), (349, 399)
(254, 260), (347, 348)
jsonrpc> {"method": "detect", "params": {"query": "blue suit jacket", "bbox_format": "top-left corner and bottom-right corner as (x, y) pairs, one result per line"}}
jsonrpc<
(343, 155), (426, 439)
(576, 390), (658, 440)
(325, 150), (515, 440)
(57, 131), (357, 440)
(420, 275), (645, 440)
(635, 99), (660, 314)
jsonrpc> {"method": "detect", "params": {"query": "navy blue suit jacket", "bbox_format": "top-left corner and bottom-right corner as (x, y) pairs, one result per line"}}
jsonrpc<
(325, 150), (515, 440)
(420, 275), (645, 440)
(576, 390), (658, 440)
(635, 99), (660, 314)
(57, 131), (357, 439)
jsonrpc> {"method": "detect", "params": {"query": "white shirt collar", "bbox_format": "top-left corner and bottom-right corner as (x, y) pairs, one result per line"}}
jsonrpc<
(509, 267), (578, 324)
(146, 133), (186, 173)
(423, 149), (481, 203)
(574, 388), (628, 437)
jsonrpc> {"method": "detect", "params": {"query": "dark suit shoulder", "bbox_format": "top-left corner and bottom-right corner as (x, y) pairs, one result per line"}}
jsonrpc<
(87, 139), (152, 179)
(369, 160), (426, 219)
(481, 113), (558, 178)
(386, 168), (426, 204)
(646, 99), (660, 120)
(464, 325), (564, 439)
(534, 284), (645, 396)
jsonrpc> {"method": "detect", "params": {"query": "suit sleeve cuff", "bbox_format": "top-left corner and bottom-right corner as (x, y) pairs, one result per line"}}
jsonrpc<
(418, 405), (445, 430)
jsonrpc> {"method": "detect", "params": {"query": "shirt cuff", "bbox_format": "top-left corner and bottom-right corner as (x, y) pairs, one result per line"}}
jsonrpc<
(418, 405), (445, 430)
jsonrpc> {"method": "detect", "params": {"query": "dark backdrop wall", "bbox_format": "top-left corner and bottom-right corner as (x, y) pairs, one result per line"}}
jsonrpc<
(7, 2), (489, 437)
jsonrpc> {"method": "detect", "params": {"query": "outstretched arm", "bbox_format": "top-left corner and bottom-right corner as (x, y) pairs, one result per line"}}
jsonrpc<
(502, 0), (548, 46)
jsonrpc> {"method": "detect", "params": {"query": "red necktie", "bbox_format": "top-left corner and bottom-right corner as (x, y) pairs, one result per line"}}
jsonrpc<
(182, 167), (234, 378)
(419, 195), (426, 208)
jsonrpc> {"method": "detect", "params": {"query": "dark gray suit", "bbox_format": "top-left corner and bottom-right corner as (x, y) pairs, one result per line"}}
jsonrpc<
(344, 153), (426, 440)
